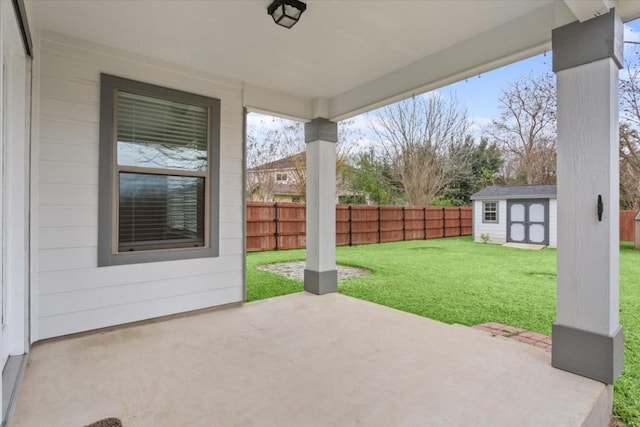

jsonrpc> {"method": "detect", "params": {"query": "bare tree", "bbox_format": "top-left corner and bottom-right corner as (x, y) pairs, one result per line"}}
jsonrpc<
(368, 93), (470, 206)
(283, 151), (307, 201)
(619, 44), (640, 209)
(487, 73), (556, 185)
(619, 128), (640, 209)
(246, 118), (302, 201)
(246, 114), (361, 201)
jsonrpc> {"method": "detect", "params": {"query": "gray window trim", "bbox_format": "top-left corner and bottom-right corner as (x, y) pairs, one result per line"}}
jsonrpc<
(98, 74), (220, 266)
(482, 201), (499, 224)
(11, 0), (33, 58)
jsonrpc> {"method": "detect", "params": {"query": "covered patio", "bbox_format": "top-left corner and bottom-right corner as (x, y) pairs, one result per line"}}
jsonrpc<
(12, 293), (610, 426)
(0, 0), (638, 425)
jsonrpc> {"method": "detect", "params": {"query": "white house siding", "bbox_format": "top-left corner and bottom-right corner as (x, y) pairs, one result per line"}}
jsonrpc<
(549, 199), (558, 248)
(472, 200), (507, 244)
(34, 33), (245, 340)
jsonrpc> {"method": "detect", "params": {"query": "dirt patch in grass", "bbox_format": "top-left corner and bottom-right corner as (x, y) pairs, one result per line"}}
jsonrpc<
(257, 261), (371, 282)
(609, 416), (625, 427)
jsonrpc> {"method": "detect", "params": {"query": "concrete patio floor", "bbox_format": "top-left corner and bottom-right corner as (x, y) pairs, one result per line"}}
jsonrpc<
(12, 292), (610, 427)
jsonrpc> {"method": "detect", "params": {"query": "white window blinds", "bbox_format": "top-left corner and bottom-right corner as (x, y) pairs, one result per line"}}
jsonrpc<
(115, 90), (208, 251)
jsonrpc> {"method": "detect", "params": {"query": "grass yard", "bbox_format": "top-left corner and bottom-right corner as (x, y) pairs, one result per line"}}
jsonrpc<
(247, 237), (640, 426)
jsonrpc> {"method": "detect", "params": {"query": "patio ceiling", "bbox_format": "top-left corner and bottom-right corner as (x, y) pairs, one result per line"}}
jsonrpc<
(27, 0), (640, 120)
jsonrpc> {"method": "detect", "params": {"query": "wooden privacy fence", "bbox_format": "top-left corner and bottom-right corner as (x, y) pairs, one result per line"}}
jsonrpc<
(620, 210), (639, 242)
(247, 202), (472, 252)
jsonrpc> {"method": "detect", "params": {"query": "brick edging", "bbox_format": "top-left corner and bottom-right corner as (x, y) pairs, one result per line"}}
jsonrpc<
(473, 322), (552, 352)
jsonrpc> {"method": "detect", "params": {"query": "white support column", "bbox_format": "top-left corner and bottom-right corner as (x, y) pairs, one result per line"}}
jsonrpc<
(552, 9), (624, 384)
(304, 118), (337, 295)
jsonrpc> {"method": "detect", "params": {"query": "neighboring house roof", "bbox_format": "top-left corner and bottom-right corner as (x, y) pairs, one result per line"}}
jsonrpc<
(249, 152), (305, 171)
(248, 183), (300, 197)
(470, 185), (557, 201)
(272, 183), (299, 196)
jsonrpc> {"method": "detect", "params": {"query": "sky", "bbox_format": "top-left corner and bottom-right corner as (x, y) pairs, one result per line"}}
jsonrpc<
(445, 53), (553, 136)
(443, 20), (640, 137)
(249, 19), (640, 147)
(343, 52), (556, 142)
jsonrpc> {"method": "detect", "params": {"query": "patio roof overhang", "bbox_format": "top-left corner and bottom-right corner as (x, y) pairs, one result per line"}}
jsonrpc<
(25, 0), (640, 121)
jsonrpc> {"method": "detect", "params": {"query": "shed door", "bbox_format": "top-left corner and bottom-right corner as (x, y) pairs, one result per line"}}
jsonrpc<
(507, 200), (549, 245)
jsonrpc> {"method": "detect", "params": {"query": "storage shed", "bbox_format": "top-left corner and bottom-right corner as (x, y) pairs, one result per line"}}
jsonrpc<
(470, 185), (557, 247)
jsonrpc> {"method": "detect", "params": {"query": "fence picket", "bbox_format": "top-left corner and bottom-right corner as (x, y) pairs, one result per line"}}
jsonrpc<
(621, 210), (639, 242)
(274, 203), (279, 251)
(246, 202), (473, 251)
(348, 205), (353, 246)
(246, 205), (640, 250)
(423, 207), (427, 240)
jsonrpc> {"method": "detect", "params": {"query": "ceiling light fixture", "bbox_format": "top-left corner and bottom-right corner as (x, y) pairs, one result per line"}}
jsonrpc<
(267, 0), (307, 29)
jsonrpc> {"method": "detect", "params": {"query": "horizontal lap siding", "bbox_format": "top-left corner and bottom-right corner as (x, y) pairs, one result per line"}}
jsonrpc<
(35, 37), (245, 340)
(472, 200), (507, 244)
(549, 199), (558, 248)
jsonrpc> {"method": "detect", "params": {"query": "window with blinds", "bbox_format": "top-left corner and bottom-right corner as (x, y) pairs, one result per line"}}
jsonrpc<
(118, 173), (205, 251)
(98, 73), (220, 265)
(115, 91), (208, 252)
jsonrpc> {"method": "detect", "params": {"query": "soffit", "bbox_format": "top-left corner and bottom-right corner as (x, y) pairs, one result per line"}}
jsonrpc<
(26, 1), (640, 119)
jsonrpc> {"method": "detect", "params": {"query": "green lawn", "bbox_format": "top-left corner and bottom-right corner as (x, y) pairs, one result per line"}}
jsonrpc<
(246, 237), (640, 426)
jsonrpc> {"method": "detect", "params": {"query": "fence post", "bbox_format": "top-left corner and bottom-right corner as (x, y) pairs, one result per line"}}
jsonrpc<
(424, 207), (427, 240)
(378, 206), (382, 243)
(348, 205), (353, 247)
(402, 206), (406, 241)
(442, 207), (446, 238)
(459, 207), (462, 236)
(274, 202), (279, 251)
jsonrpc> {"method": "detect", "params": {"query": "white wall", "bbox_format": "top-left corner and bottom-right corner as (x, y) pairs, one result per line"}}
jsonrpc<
(0, 0), (30, 381)
(549, 199), (557, 248)
(33, 33), (245, 340)
(473, 200), (507, 244)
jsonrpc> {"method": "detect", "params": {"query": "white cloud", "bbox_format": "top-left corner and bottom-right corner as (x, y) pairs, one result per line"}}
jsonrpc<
(246, 111), (298, 132)
(341, 113), (369, 129)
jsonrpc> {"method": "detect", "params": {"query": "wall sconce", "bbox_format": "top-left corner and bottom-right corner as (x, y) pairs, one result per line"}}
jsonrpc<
(267, 0), (307, 29)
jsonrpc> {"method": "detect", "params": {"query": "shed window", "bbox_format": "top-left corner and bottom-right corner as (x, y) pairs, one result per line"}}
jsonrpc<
(98, 74), (220, 266)
(483, 202), (498, 223)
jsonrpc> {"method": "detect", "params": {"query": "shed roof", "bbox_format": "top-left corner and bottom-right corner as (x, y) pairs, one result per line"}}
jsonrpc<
(470, 185), (557, 201)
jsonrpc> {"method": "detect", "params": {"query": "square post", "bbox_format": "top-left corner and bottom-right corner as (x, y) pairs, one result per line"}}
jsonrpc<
(552, 9), (624, 384)
(304, 118), (338, 294)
